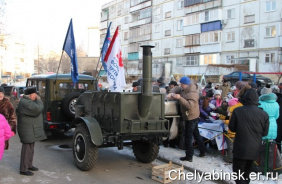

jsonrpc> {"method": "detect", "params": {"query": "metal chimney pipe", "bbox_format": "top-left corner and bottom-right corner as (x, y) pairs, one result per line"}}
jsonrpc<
(141, 45), (154, 95)
(139, 45), (154, 118)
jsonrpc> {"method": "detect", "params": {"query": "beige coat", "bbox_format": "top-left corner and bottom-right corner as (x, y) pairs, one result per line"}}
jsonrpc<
(170, 84), (200, 120)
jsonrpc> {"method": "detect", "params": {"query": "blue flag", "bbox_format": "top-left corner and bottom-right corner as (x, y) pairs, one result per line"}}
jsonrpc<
(101, 22), (112, 72)
(62, 19), (79, 84)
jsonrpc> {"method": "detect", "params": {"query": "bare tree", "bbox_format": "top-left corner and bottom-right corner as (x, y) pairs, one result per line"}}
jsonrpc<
(271, 60), (282, 84)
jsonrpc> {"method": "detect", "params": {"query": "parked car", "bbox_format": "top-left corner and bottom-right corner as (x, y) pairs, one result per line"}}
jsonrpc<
(26, 74), (97, 135)
(222, 71), (272, 87)
(9, 86), (26, 108)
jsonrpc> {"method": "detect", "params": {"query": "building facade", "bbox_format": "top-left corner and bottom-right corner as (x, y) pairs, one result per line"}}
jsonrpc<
(100, 0), (282, 83)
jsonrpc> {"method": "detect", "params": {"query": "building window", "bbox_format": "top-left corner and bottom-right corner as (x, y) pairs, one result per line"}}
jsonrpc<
(176, 57), (183, 66)
(164, 48), (170, 55)
(177, 19), (183, 30)
(165, 30), (171, 37)
(124, 17), (129, 24)
(226, 55), (235, 64)
(178, 0), (184, 9)
(266, 1), (276, 12)
(201, 31), (221, 44)
(139, 8), (151, 20)
(155, 7), (161, 15)
(227, 8), (235, 19)
(244, 15), (255, 24)
(185, 56), (199, 66)
(265, 53), (275, 63)
(204, 55), (213, 65)
(176, 38), (183, 47)
(117, 25), (121, 30)
(184, 13), (199, 25)
(244, 39), (255, 48)
(185, 34), (200, 46)
(226, 32), (235, 42)
(117, 10), (121, 16)
(184, 0), (201, 7)
(204, 11), (210, 22)
(165, 11), (171, 19)
(124, 32), (128, 41)
(266, 26), (276, 37)
(155, 24), (160, 33)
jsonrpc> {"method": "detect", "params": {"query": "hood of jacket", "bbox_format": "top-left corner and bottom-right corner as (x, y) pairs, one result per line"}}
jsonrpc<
(259, 93), (277, 103)
(241, 88), (259, 106)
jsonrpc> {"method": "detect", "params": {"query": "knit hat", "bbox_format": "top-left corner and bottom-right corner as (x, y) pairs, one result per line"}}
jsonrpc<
(260, 86), (272, 95)
(206, 90), (214, 98)
(24, 87), (37, 95)
(157, 76), (165, 84)
(228, 98), (240, 106)
(205, 82), (212, 89)
(249, 83), (257, 89)
(0, 87), (4, 94)
(179, 76), (191, 85)
(213, 90), (222, 96)
(235, 81), (247, 90)
(271, 85), (280, 94)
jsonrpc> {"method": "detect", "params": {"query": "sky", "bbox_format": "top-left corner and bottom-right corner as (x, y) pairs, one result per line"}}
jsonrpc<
(5, 0), (113, 54)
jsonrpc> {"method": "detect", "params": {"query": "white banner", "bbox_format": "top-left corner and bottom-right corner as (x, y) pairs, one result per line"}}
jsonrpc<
(198, 121), (227, 150)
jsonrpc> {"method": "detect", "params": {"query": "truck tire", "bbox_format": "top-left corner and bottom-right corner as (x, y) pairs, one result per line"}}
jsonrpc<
(73, 124), (98, 171)
(62, 92), (80, 118)
(132, 140), (159, 163)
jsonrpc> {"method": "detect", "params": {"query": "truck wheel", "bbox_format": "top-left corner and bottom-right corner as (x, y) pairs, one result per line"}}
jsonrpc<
(132, 140), (159, 163)
(73, 124), (98, 171)
(62, 92), (80, 118)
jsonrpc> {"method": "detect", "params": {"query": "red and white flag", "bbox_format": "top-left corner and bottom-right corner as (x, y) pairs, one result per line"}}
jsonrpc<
(104, 27), (126, 92)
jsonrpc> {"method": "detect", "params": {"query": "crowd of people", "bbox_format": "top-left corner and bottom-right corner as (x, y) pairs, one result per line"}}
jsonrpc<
(166, 76), (282, 183)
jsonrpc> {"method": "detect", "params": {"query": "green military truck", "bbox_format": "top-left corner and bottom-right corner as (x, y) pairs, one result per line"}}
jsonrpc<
(26, 74), (97, 135)
(72, 46), (169, 171)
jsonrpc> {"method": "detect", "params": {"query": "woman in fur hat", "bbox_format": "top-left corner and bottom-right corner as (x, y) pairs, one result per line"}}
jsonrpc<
(0, 87), (17, 149)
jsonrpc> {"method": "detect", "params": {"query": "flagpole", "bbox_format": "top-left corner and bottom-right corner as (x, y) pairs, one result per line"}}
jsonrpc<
(94, 54), (102, 79)
(55, 50), (64, 82)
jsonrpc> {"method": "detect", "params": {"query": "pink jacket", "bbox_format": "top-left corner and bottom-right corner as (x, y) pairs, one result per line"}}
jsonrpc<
(0, 114), (12, 160)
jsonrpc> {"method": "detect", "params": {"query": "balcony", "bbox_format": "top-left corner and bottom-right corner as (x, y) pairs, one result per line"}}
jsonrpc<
(184, 46), (201, 54)
(130, 0), (151, 13)
(183, 24), (201, 35)
(129, 17), (151, 28)
(185, 0), (221, 14)
(128, 34), (151, 43)
(200, 43), (221, 53)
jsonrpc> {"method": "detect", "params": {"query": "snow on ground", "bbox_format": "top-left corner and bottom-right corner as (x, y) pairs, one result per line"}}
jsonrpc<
(109, 145), (282, 184)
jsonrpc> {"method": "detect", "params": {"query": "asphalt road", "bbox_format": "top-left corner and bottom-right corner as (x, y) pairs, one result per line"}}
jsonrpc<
(0, 131), (161, 184)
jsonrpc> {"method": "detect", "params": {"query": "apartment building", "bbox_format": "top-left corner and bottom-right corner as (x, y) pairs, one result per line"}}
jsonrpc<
(100, 0), (282, 82)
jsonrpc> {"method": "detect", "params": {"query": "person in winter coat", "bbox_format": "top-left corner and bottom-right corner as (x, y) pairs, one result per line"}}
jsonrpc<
(199, 90), (214, 122)
(229, 89), (269, 184)
(17, 87), (47, 176)
(223, 98), (243, 163)
(202, 82), (212, 97)
(0, 87), (17, 150)
(258, 91), (279, 140)
(219, 80), (231, 98)
(0, 114), (12, 160)
(234, 81), (247, 98)
(273, 87), (282, 151)
(168, 76), (205, 162)
(210, 90), (223, 108)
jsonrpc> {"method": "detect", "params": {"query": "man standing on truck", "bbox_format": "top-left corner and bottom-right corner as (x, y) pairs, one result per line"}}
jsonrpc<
(167, 76), (205, 162)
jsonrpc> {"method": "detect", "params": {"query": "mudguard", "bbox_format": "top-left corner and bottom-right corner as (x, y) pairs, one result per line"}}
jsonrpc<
(73, 117), (103, 146)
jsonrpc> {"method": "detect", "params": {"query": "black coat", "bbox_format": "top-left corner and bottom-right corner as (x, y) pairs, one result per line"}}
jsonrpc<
(229, 89), (269, 160)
